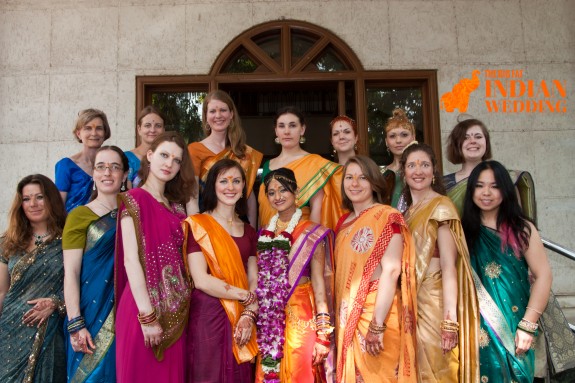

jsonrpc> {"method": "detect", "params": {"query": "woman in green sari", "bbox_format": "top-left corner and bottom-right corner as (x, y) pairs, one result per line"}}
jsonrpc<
(462, 160), (552, 383)
(0, 174), (67, 382)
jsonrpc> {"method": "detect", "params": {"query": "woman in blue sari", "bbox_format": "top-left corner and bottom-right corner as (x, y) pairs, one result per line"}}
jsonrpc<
(462, 160), (552, 383)
(63, 146), (128, 382)
(0, 174), (67, 382)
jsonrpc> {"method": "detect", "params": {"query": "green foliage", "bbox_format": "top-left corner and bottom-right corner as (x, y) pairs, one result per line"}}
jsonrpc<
(152, 91), (206, 144)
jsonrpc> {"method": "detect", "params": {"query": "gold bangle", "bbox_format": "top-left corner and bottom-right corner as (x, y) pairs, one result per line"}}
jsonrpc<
(526, 306), (543, 315)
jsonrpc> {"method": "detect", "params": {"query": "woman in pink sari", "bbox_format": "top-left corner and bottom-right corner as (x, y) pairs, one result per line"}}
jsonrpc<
(115, 132), (197, 382)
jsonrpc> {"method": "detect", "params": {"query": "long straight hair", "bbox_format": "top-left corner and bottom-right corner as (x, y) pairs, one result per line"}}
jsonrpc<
(201, 159), (248, 218)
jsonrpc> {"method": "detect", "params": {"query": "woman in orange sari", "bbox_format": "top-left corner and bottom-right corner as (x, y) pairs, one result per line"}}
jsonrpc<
(184, 159), (258, 382)
(256, 168), (334, 383)
(335, 155), (417, 383)
(188, 90), (262, 226)
(258, 107), (342, 230)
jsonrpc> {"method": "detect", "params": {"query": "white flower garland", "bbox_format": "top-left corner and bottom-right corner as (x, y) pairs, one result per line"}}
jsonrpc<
(258, 208), (302, 244)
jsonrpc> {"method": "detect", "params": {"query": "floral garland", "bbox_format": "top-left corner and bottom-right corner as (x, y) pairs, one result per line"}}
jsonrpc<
(256, 208), (302, 383)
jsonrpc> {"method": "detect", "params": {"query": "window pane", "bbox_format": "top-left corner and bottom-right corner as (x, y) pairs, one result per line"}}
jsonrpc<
(291, 31), (319, 65)
(151, 91), (206, 144)
(223, 51), (259, 73)
(252, 31), (281, 64)
(312, 46), (349, 72)
(366, 87), (424, 165)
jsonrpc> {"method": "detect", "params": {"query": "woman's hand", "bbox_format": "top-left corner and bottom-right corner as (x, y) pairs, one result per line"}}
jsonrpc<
(70, 328), (96, 354)
(441, 328), (458, 354)
(365, 330), (384, 356)
(22, 298), (55, 327)
(233, 316), (254, 347)
(141, 321), (163, 348)
(312, 340), (330, 365)
(515, 328), (534, 356)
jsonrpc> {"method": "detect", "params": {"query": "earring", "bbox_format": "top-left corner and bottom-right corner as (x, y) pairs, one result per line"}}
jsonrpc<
(332, 148), (337, 158)
(432, 176), (435, 185)
(274, 137), (280, 144)
(386, 146), (390, 155)
(229, 121), (235, 130)
(206, 124), (211, 131)
(299, 135), (306, 144)
(121, 182), (126, 192)
(354, 144), (358, 152)
(92, 181), (96, 191)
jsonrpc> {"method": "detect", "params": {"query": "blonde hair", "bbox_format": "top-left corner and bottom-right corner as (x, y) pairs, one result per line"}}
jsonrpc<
(384, 108), (415, 135)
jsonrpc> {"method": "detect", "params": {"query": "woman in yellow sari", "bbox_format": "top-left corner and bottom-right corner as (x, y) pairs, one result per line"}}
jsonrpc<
(335, 155), (417, 383)
(188, 90), (263, 226)
(258, 107), (342, 230)
(400, 143), (479, 382)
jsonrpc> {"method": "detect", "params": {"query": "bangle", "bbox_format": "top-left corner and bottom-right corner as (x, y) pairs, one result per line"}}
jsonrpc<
(315, 337), (331, 347)
(368, 320), (387, 334)
(239, 291), (257, 306)
(240, 308), (258, 323)
(526, 306), (543, 315)
(517, 318), (538, 334)
(440, 319), (459, 333)
(138, 308), (158, 326)
(67, 316), (86, 334)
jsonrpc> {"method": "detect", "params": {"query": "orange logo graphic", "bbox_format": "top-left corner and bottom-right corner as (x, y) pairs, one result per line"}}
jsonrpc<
(440, 70), (481, 113)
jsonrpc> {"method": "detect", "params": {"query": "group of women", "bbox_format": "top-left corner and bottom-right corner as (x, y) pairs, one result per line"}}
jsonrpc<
(0, 89), (565, 383)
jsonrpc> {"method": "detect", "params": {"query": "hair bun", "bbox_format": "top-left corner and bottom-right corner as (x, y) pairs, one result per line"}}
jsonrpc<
(392, 108), (407, 119)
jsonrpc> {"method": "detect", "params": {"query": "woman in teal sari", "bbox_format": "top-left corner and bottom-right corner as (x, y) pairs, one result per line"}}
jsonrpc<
(63, 146), (129, 382)
(462, 160), (552, 382)
(0, 174), (67, 382)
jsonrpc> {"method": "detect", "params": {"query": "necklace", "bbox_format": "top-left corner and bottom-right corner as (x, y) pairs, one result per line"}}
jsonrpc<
(212, 210), (237, 229)
(33, 233), (49, 247)
(94, 199), (115, 212)
(407, 189), (432, 217)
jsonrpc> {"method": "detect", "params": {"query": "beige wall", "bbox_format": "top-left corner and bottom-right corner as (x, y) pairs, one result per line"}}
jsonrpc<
(1, 0), (574, 297)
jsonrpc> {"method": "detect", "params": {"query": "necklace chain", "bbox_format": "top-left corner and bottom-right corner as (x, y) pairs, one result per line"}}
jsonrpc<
(33, 232), (49, 247)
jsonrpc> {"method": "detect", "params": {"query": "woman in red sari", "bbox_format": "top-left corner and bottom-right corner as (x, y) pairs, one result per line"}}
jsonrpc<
(115, 132), (197, 382)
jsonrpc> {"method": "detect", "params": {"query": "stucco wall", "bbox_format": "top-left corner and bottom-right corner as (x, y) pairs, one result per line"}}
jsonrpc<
(1, 0), (574, 297)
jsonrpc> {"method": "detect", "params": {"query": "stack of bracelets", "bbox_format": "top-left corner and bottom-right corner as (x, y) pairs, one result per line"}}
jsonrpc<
(440, 319), (459, 334)
(67, 316), (86, 334)
(517, 318), (539, 336)
(315, 312), (334, 348)
(240, 308), (258, 323)
(368, 319), (387, 335)
(239, 291), (257, 306)
(138, 308), (158, 326)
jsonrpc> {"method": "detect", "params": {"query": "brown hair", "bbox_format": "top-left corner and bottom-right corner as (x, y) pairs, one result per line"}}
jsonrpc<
(73, 108), (111, 143)
(90, 145), (129, 200)
(399, 143), (446, 206)
(341, 155), (390, 211)
(274, 106), (306, 127)
(137, 105), (166, 127)
(201, 159), (248, 218)
(384, 108), (415, 135)
(139, 132), (197, 205)
(1, 174), (66, 258)
(446, 118), (492, 165)
(202, 90), (247, 159)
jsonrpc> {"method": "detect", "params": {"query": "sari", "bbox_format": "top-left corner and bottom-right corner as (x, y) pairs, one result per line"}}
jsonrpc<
(0, 238), (66, 383)
(183, 214), (258, 382)
(405, 196), (479, 382)
(125, 151), (142, 186)
(258, 155), (343, 230)
(335, 205), (417, 383)
(255, 220), (335, 383)
(63, 206), (117, 382)
(188, 142), (263, 198)
(55, 157), (93, 212)
(115, 188), (191, 383)
(470, 226), (534, 383)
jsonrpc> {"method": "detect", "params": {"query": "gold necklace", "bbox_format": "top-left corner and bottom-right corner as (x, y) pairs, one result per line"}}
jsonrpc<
(407, 189), (432, 217)
(212, 210), (237, 229)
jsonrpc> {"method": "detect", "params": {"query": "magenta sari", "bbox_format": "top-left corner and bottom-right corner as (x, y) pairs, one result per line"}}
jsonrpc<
(115, 188), (191, 383)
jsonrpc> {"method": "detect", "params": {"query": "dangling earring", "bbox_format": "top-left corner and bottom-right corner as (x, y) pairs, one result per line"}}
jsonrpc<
(92, 180), (96, 191)
(121, 181), (126, 192)
(432, 176), (435, 185)
(299, 135), (306, 144)
(206, 124), (211, 131)
(354, 144), (358, 152)
(274, 137), (280, 144)
(332, 148), (337, 158)
(229, 120), (235, 130)
(386, 146), (390, 155)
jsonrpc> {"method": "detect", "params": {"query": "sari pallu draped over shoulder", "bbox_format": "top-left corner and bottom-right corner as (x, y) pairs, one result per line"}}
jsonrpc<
(115, 188), (191, 361)
(406, 196), (479, 383)
(182, 214), (258, 363)
(258, 155), (343, 230)
(471, 226), (534, 383)
(66, 210), (117, 383)
(335, 205), (417, 383)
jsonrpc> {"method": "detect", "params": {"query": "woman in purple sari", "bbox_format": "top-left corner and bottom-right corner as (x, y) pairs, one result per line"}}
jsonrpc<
(115, 132), (197, 383)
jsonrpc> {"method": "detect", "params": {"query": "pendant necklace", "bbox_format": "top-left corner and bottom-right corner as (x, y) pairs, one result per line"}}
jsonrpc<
(33, 233), (49, 247)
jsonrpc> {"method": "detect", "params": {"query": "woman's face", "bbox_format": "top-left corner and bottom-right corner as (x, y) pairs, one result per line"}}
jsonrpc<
(146, 141), (183, 183)
(214, 167), (245, 208)
(206, 99), (233, 134)
(138, 113), (165, 145)
(93, 150), (127, 195)
(76, 117), (106, 148)
(343, 162), (373, 207)
(275, 113), (305, 150)
(331, 120), (358, 154)
(472, 169), (502, 215)
(404, 150), (434, 193)
(22, 183), (48, 225)
(385, 127), (415, 157)
(461, 125), (487, 163)
(266, 178), (296, 214)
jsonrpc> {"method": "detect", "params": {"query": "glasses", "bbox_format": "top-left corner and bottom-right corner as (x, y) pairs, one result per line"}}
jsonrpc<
(94, 163), (124, 173)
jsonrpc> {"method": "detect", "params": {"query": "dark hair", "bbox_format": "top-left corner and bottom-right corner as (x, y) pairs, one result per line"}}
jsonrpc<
(446, 118), (492, 165)
(90, 145), (129, 200)
(202, 90), (247, 159)
(1, 174), (66, 258)
(341, 155), (389, 211)
(263, 168), (298, 195)
(399, 143), (446, 206)
(462, 160), (531, 256)
(201, 159), (248, 217)
(73, 108), (111, 143)
(137, 105), (166, 127)
(139, 131), (197, 205)
(274, 106), (306, 127)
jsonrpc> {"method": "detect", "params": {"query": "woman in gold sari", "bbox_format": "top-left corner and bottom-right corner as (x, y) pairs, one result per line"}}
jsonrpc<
(188, 90), (262, 225)
(400, 143), (479, 382)
(258, 107), (342, 230)
(335, 155), (417, 383)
